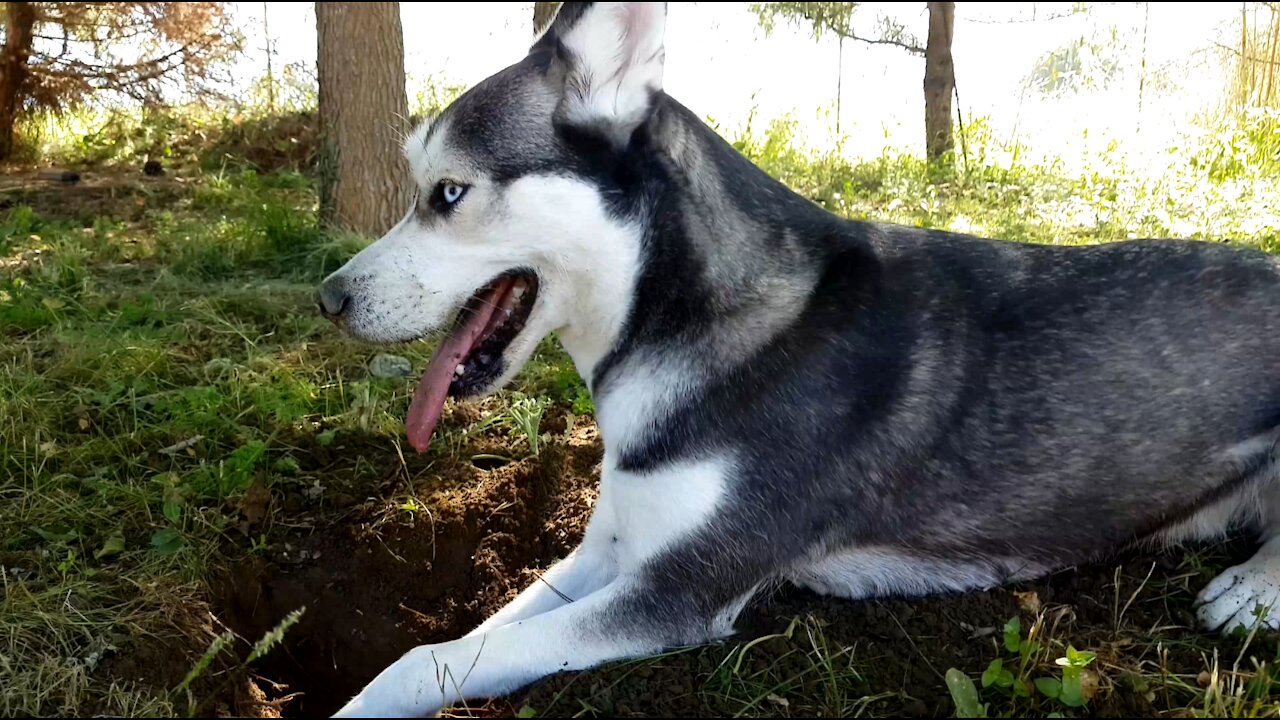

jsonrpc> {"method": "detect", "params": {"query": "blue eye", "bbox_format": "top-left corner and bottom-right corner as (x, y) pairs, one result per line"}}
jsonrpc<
(426, 180), (470, 215)
(440, 182), (466, 205)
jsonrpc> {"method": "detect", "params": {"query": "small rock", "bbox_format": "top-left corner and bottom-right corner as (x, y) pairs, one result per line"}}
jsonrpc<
(333, 492), (357, 508)
(903, 698), (929, 717)
(1079, 668), (1100, 701)
(38, 169), (80, 184)
(369, 353), (413, 379)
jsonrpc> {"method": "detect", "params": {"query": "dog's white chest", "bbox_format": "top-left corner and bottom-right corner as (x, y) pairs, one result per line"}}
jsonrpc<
(589, 457), (729, 569)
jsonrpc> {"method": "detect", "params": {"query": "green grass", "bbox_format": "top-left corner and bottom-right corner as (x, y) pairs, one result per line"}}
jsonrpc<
(2, 108), (1280, 717)
(722, 109), (1280, 254)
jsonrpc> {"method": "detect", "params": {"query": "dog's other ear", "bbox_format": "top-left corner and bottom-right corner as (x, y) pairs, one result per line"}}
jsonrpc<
(536, 2), (668, 148)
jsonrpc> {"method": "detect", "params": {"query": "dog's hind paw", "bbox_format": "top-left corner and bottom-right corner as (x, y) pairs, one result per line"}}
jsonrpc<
(1196, 551), (1280, 634)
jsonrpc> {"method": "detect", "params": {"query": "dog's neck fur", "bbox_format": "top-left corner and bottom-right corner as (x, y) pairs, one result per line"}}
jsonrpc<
(556, 94), (873, 456)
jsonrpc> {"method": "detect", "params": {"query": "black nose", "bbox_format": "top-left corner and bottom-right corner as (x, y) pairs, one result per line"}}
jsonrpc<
(317, 279), (351, 318)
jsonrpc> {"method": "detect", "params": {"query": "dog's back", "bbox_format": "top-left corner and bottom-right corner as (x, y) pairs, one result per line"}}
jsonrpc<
(856, 229), (1280, 564)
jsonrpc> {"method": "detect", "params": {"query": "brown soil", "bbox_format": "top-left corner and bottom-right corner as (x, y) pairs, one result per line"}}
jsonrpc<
(0, 167), (188, 223)
(200, 408), (1256, 718)
(212, 409), (603, 717)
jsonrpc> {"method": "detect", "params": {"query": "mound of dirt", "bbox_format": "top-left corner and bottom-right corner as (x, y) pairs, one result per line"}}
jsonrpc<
(214, 418), (602, 717)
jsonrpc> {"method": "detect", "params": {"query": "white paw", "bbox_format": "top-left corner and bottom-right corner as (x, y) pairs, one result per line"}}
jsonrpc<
(331, 646), (445, 718)
(1196, 561), (1280, 634)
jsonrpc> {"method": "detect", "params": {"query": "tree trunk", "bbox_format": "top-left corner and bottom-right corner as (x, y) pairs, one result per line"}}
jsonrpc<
(923, 1), (955, 162)
(263, 1), (274, 113)
(316, 2), (411, 236)
(533, 2), (560, 37)
(0, 1), (37, 162)
(835, 35), (843, 136)
(1137, 0), (1148, 131)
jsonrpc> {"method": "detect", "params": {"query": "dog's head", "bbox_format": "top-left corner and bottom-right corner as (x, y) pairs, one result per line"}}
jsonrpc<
(317, 2), (668, 451)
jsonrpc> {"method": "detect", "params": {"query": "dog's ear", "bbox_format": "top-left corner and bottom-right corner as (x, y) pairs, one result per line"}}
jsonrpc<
(535, 2), (668, 148)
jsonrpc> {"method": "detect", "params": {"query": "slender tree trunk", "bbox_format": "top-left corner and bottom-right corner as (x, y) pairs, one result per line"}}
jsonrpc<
(316, 1), (410, 236)
(0, 1), (37, 162)
(1137, 0), (1148, 132)
(533, 2), (560, 37)
(263, 0), (274, 113)
(835, 35), (843, 136)
(1241, 2), (1249, 106)
(1265, 4), (1279, 106)
(923, 1), (955, 162)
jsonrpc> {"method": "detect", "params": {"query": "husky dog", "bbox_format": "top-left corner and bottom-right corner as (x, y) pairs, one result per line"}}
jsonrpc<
(317, 3), (1280, 716)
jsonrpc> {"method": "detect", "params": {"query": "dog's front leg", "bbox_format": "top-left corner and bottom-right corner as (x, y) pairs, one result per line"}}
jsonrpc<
(465, 540), (616, 637)
(332, 566), (754, 718)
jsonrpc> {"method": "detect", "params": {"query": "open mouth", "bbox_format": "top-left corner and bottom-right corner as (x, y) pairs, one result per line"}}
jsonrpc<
(405, 270), (539, 453)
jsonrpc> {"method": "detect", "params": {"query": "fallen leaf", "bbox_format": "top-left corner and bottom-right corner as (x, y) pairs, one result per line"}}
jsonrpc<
(1015, 590), (1042, 614)
(239, 481), (272, 526)
(368, 353), (413, 379)
(95, 532), (126, 560)
(35, 527), (78, 543)
(150, 528), (183, 554)
(162, 483), (185, 525)
(303, 480), (326, 501)
(78, 418), (90, 431)
(159, 435), (203, 455)
(766, 694), (789, 708)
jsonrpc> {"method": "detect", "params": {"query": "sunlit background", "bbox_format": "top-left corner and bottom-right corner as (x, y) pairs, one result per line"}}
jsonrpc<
(221, 2), (1249, 172)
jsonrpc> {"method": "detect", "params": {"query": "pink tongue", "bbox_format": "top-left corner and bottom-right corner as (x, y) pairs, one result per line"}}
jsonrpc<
(406, 278), (514, 452)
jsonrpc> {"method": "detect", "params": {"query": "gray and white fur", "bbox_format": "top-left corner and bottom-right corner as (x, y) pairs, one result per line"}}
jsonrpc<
(316, 3), (1280, 716)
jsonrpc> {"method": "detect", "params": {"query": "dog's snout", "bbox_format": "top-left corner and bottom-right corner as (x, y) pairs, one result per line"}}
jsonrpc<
(317, 278), (352, 319)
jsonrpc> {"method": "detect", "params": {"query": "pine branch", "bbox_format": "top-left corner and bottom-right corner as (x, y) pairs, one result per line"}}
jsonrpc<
(842, 30), (925, 55)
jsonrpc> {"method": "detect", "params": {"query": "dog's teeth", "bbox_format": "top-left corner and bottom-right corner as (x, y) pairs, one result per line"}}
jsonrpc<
(513, 286), (526, 301)
(455, 364), (465, 376)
